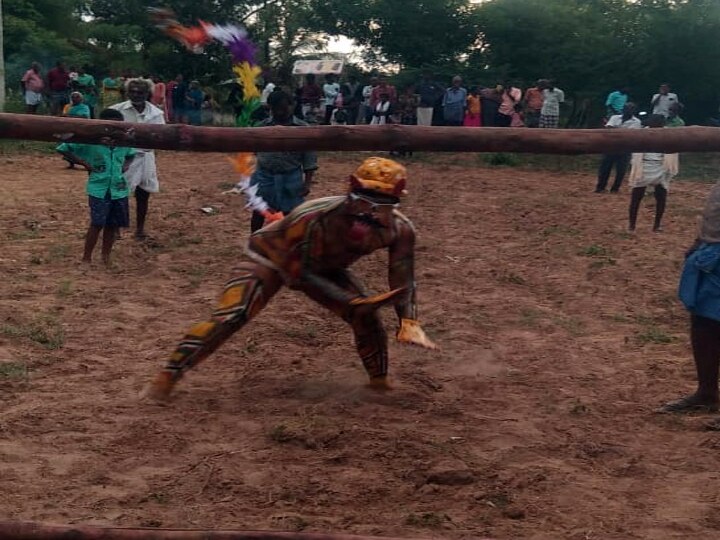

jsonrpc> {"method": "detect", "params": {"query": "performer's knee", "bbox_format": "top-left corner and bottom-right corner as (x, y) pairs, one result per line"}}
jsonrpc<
(212, 276), (256, 325)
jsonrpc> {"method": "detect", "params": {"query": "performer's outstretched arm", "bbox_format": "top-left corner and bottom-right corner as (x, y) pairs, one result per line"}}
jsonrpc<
(389, 217), (437, 349)
(298, 220), (405, 316)
(388, 218), (417, 321)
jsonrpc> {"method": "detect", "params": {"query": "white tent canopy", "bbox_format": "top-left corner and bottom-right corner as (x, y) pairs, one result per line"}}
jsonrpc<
(292, 60), (344, 75)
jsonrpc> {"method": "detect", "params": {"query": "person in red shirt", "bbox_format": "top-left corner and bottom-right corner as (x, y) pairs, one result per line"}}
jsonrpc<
(46, 61), (70, 116)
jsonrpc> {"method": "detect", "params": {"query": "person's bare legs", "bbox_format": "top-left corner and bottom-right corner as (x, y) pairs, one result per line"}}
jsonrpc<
(83, 225), (102, 263)
(135, 187), (150, 239)
(653, 185), (668, 232)
(628, 186), (646, 231)
(659, 315), (720, 413)
(101, 227), (118, 265)
(143, 261), (283, 401)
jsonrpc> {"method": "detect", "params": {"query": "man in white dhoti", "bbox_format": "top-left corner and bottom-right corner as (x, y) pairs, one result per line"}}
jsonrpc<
(111, 79), (165, 240)
(627, 114), (679, 232)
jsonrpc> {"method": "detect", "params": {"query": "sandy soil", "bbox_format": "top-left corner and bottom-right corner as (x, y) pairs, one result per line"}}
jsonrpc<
(1, 150), (719, 540)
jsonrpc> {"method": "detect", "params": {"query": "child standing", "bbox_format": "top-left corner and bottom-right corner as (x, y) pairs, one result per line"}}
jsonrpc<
(627, 114), (678, 232)
(56, 109), (136, 264)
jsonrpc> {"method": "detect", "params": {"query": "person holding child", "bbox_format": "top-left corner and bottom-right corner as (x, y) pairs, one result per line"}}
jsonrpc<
(56, 109), (136, 265)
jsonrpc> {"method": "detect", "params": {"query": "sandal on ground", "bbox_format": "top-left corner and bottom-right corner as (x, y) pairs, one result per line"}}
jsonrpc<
(657, 396), (719, 414)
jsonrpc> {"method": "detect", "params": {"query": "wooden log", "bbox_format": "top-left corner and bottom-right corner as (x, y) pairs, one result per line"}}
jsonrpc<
(0, 522), (488, 540)
(0, 112), (719, 154)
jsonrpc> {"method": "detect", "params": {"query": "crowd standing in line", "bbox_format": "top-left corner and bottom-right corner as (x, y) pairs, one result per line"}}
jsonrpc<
(17, 59), (695, 264)
(18, 60), (692, 135)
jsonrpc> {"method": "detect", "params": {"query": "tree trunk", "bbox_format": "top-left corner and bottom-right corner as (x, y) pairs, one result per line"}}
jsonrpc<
(0, 0), (6, 112)
(1, 113), (719, 154)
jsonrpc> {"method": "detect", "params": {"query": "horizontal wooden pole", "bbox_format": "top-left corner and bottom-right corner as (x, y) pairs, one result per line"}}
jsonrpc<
(0, 522), (481, 540)
(0, 113), (718, 154)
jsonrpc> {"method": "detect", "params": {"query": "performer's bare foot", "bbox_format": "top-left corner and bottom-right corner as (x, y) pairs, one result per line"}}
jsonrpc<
(140, 374), (175, 403)
(367, 376), (393, 391)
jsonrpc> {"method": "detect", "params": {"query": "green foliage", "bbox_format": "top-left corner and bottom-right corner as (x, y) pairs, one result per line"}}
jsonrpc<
(636, 327), (676, 345)
(0, 314), (65, 350)
(312, 0), (480, 68)
(0, 362), (29, 379)
(579, 244), (609, 257)
(484, 152), (520, 167)
(4, 0), (720, 124)
(4, 0), (88, 85)
(476, 0), (720, 123)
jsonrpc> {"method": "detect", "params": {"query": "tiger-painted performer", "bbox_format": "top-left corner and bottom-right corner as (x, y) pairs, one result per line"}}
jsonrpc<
(143, 157), (437, 400)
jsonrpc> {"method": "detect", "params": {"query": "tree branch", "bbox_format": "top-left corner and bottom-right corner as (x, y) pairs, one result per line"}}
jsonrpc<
(240, 0), (285, 23)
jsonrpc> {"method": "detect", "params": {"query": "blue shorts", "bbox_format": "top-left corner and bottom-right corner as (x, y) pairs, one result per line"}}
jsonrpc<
(250, 167), (305, 214)
(89, 193), (129, 228)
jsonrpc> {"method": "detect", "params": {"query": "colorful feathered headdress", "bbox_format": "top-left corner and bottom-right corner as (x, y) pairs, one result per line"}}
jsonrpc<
(150, 8), (281, 224)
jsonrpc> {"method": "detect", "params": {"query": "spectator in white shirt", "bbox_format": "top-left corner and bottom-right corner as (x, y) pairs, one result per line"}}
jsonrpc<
(260, 78), (276, 107)
(322, 74), (340, 125)
(361, 77), (378, 124)
(651, 84), (679, 118)
(110, 79), (165, 240)
(539, 79), (564, 128)
(595, 102), (642, 193)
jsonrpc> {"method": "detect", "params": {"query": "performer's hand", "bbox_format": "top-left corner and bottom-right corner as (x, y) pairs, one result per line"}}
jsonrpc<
(397, 319), (438, 350)
(350, 288), (406, 315)
(261, 209), (284, 224)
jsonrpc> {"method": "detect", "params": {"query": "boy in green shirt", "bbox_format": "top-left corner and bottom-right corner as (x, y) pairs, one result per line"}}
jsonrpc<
(56, 109), (136, 265)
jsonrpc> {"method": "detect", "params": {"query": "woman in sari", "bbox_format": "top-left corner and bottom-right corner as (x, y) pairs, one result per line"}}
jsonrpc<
(101, 72), (122, 108)
(74, 67), (98, 118)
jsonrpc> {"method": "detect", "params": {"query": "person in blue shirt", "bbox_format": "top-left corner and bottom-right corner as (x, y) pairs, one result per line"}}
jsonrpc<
(442, 76), (467, 126)
(185, 80), (204, 126)
(605, 87), (629, 117)
(56, 109), (136, 265)
(660, 181), (720, 426)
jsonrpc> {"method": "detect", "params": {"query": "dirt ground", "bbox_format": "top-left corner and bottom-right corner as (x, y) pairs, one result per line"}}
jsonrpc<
(1, 150), (719, 540)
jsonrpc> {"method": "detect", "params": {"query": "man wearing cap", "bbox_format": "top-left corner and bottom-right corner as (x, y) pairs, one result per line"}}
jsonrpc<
(143, 157), (437, 401)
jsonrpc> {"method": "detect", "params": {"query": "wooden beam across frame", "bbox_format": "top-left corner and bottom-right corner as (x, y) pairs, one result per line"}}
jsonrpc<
(0, 522), (494, 540)
(1, 113), (719, 154)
